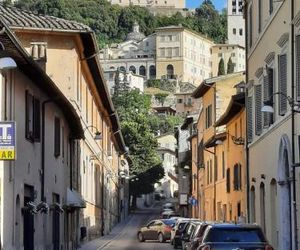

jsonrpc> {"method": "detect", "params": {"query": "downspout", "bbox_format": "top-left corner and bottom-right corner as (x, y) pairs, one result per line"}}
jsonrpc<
(213, 84), (217, 221)
(291, 0), (298, 248)
(244, 0), (250, 223)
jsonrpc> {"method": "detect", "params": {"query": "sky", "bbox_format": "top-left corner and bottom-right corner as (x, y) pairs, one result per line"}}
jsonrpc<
(186, 0), (227, 11)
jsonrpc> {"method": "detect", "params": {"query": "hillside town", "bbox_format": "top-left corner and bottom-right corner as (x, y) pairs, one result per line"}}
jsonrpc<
(0, 0), (299, 249)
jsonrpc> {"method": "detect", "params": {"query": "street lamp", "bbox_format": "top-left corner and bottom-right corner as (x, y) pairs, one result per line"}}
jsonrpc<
(261, 91), (300, 113)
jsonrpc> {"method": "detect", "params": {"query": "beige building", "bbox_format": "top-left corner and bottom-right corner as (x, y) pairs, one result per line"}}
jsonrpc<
(0, 3), (128, 248)
(0, 19), (84, 250)
(245, 0), (300, 249)
(156, 26), (214, 85)
(109, 0), (185, 9)
(211, 44), (245, 76)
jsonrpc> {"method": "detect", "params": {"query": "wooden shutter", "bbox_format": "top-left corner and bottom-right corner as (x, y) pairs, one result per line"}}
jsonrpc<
(25, 90), (34, 141)
(226, 168), (230, 193)
(247, 96), (253, 143)
(263, 75), (269, 127)
(278, 54), (287, 115)
(33, 98), (40, 141)
(296, 36), (300, 100)
(238, 164), (242, 190)
(214, 155), (218, 181)
(255, 85), (262, 135)
(234, 164), (238, 190)
(54, 117), (61, 157)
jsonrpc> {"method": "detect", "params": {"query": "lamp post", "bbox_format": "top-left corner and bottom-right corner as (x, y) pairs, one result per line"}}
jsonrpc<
(83, 125), (102, 140)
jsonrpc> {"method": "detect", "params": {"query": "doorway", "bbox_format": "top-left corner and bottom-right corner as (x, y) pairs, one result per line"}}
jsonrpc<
(23, 185), (34, 250)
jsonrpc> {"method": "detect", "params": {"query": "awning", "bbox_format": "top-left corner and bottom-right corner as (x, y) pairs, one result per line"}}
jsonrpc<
(66, 188), (86, 209)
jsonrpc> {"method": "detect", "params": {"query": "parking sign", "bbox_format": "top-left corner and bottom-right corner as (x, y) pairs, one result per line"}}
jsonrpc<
(0, 122), (16, 160)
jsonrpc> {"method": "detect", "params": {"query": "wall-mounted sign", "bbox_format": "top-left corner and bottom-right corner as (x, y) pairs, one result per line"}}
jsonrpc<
(179, 193), (188, 205)
(0, 122), (16, 160)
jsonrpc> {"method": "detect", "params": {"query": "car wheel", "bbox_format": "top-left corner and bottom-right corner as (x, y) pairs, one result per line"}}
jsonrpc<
(158, 233), (165, 243)
(138, 232), (145, 242)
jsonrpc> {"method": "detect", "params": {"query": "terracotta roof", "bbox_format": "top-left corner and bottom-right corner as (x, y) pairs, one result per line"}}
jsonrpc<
(0, 3), (91, 32)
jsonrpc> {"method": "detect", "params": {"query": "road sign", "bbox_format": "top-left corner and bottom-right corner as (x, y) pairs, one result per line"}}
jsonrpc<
(0, 122), (16, 160)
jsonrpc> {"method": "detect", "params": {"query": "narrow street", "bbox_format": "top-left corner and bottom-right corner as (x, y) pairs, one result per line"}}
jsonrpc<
(98, 205), (173, 250)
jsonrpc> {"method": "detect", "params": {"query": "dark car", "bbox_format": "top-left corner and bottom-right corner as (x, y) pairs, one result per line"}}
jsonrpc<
(185, 222), (210, 250)
(181, 221), (202, 249)
(197, 223), (274, 250)
(137, 219), (176, 243)
(171, 219), (190, 248)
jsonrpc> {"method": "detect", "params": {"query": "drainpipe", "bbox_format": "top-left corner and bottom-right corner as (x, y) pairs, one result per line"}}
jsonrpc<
(244, 0), (250, 223)
(291, 0), (298, 248)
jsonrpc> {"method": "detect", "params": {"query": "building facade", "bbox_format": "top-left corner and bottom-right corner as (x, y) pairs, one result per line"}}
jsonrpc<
(245, 0), (300, 249)
(155, 26), (214, 85)
(211, 44), (245, 76)
(0, 19), (84, 250)
(109, 0), (185, 9)
(227, 0), (245, 47)
(0, 3), (128, 248)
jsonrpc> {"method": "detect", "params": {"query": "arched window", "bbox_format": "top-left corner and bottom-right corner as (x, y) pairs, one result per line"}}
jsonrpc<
(250, 186), (256, 223)
(110, 66), (115, 70)
(149, 65), (156, 79)
(119, 66), (126, 72)
(167, 64), (174, 79)
(139, 65), (146, 76)
(260, 182), (266, 233)
(129, 66), (136, 74)
(270, 179), (278, 248)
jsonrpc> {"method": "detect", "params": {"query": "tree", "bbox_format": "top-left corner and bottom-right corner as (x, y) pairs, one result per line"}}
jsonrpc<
(218, 58), (225, 76)
(227, 57), (235, 74)
(154, 93), (169, 106)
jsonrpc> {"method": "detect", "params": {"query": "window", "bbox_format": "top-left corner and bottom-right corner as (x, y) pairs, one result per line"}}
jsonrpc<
(247, 96), (253, 142)
(254, 85), (262, 135)
(226, 168), (230, 193)
(166, 48), (172, 58)
(248, 5), (253, 48)
(160, 48), (165, 57)
(129, 65), (136, 74)
(269, 0), (273, 14)
(222, 151), (225, 178)
(174, 47), (179, 57)
(25, 90), (40, 142)
(233, 164), (242, 190)
(177, 98), (183, 104)
(233, 28), (236, 35)
(139, 65), (146, 76)
(239, 29), (243, 36)
(263, 68), (274, 127)
(296, 36), (300, 100)
(149, 65), (156, 79)
(231, 53), (236, 57)
(218, 53), (222, 57)
(205, 105), (213, 129)
(258, 0), (262, 33)
(214, 155), (218, 181)
(54, 117), (61, 157)
(167, 64), (174, 78)
(278, 54), (287, 115)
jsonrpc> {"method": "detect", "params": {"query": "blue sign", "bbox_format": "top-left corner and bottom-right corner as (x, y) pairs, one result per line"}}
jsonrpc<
(189, 197), (198, 206)
(0, 121), (16, 160)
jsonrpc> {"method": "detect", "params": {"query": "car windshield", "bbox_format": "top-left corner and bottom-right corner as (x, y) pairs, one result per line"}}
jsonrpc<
(206, 228), (267, 243)
(178, 222), (187, 230)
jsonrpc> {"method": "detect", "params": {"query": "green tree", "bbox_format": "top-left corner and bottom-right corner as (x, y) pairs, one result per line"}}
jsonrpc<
(227, 57), (235, 74)
(218, 58), (225, 76)
(154, 93), (169, 106)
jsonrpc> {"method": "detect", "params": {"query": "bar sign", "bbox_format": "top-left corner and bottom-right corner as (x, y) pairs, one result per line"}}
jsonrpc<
(0, 122), (16, 160)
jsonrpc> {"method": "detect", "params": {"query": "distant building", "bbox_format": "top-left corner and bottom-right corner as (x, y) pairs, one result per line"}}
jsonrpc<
(109, 0), (185, 9)
(104, 69), (145, 95)
(227, 0), (245, 47)
(153, 106), (176, 116)
(211, 44), (245, 76)
(100, 23), (215, 85)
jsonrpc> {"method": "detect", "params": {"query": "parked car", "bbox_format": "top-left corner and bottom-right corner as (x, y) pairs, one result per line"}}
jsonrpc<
(161, 210), (180, 219)
(181, 221), (202, 249)
(171, 219), (191, 248)
(184, 222), (211, 250)
(163, 202), (175, 210)
(137, 219), (176, 243)
(196, 223), (274, 250)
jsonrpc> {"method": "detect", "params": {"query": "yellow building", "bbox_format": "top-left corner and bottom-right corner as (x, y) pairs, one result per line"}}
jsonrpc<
(215, 91), (246, 222)
(155, 26), (214, 85)
(191, 72), (245, 221)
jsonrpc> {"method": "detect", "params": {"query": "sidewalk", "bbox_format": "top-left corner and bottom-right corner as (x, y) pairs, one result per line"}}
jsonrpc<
(79, 215), (133, 250)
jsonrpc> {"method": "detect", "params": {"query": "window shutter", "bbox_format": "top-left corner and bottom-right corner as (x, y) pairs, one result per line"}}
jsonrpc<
(254, 85), (262, 135)
(25, 90), (34, 140)
(296, 36), (300, 100)
(278, 54), (287, 115)
(226, 168), (230, 193)
(33, 98), (40, 141)
(263, 75), (269, 127)
(54, 117), (61, 157)
(239, 164), (242, 190)
(247, 96), (253, 142)
(234, 165), (238, 190)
